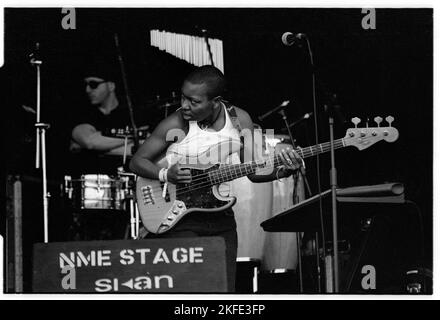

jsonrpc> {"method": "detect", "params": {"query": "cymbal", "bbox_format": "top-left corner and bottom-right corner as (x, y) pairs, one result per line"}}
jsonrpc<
(138, 125), (150, 131)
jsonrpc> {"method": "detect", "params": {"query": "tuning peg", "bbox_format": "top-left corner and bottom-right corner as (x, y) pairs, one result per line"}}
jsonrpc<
(374, 116), (383, 127)
(385, 116), (394, 127)
(351, 117), (361, 128)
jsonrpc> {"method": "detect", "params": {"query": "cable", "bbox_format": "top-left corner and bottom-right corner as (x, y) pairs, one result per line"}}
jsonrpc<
(304, 35), (327, 270)
(404, 200), (426, 266)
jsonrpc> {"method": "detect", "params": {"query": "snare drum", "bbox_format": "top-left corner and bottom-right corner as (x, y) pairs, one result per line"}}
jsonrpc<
(64, 174), (132, 211)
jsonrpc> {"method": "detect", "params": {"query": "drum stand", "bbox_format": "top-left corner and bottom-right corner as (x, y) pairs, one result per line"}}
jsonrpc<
(118, 164), (139, 240)
(30, 43), (50, 243)
(128, 194), (140, 239)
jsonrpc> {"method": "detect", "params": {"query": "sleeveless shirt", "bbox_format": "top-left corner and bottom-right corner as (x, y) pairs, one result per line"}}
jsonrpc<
(166, 103), (242, 167)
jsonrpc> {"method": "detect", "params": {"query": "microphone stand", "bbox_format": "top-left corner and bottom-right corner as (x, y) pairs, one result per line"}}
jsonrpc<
(281, 109), (323, 293)
(30, 43), (50, 243)
(302, 34), (327, 293)
(114, 33), (139, 239)
(327, 105), (340, 293)
(283, 113), (313, 132)
(114, 33), (140, 160)
(277, 108), (314, 294)
(201, 29), (214, 66)
(258, 101), (290, 122)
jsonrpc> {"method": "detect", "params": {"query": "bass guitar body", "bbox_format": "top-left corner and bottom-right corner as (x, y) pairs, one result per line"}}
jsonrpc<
(136, 156), (237, 235)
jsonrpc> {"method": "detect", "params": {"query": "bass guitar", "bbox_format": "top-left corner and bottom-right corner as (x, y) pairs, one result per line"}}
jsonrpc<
(136, 116), (399, 234)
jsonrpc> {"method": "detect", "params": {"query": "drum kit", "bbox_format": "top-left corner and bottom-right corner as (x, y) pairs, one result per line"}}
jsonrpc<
(62, 94), (180, 240)
(64, 127), (148, 240)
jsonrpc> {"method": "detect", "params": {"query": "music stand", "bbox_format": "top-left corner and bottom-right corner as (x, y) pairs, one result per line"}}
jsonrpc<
(260, 183), (405, 293)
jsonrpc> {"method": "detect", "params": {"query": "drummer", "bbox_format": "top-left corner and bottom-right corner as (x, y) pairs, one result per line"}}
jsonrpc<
(69, 58), (144, 175)
(67, 58), (143, 241)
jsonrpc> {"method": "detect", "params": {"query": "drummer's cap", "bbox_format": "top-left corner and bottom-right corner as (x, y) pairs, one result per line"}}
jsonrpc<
(82, 56), (120, 83)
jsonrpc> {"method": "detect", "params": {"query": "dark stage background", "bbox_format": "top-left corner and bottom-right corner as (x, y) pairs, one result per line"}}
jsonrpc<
(0, 8), (433, 289)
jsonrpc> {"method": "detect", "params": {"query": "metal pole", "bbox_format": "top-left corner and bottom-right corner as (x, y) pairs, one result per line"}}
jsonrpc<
(296, 232), (303, 292)
(130, 198), (135, 239)
(315, 232), (322, 293)
(41, 127), (49, 243)
(278, 109), (309, 293)
(329, 116), (339, 292)
(135, 203), (140, 239)
(30, 44), (51, 244)
(114, 33), (139, 152)
(35, 64), (41, 169)
(36, 123), (50, 243)
(126, 176), (139, 240)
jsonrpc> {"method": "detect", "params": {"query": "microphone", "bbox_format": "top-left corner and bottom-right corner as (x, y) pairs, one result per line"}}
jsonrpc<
(281, 32), (305, 46)
(258, 100), (290, 122)
(301, 112), (313, 121)
(29, 42), (42, 65)
(282, 112), (313, 132)
(194, 25), (209, 37)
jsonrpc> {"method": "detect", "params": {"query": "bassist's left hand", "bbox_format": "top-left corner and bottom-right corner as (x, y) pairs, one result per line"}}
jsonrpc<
(278, 147), (303, 172)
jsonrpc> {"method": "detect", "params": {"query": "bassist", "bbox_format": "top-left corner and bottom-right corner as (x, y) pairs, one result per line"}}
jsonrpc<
(129, 65), (302, 292)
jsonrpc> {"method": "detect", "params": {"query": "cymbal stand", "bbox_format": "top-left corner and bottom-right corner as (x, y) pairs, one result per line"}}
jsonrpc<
(30, 43), (50, 243)
(164, 92), (177, 118)
(122, 126), (130, 166)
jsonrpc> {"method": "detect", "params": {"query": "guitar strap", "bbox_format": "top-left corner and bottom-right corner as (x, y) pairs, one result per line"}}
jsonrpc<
(222, 99), (243, 134)
(222, 100), (245, 153)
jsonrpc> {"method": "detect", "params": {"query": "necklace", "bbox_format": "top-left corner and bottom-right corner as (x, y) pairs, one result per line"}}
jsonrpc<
(199, 106), (222, 131)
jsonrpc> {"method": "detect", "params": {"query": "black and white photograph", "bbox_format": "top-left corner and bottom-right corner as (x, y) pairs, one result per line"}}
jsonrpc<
(0, 4), (434, 298)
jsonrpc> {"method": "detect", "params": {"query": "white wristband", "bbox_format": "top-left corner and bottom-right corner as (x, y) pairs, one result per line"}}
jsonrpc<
(158, 168), (167, 182)
(163, 168), (168, 182)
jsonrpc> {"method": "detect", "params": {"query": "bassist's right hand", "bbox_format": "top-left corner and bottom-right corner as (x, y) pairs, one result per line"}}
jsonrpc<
(166, 163), (192, 184)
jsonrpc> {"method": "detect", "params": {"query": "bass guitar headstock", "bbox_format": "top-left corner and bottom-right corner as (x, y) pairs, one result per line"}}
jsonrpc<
(344, 116), (399, 150)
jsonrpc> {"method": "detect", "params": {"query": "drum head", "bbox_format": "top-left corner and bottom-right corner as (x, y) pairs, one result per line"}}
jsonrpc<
(64, 173), (130, 211)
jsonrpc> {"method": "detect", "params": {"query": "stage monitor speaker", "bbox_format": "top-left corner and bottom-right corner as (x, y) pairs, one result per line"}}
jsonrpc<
(32, 237), (228, 293)
(342, 215), (408, 293)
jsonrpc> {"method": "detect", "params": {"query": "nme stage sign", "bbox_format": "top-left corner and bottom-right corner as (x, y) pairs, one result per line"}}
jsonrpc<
(32, 237), (227, 293)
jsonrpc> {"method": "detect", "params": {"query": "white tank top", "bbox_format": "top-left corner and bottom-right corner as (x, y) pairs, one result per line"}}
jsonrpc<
(166, 103), (242, 166)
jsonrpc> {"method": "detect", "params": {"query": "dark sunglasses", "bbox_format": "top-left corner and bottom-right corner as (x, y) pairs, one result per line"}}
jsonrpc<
(85, 80), (106, 89)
